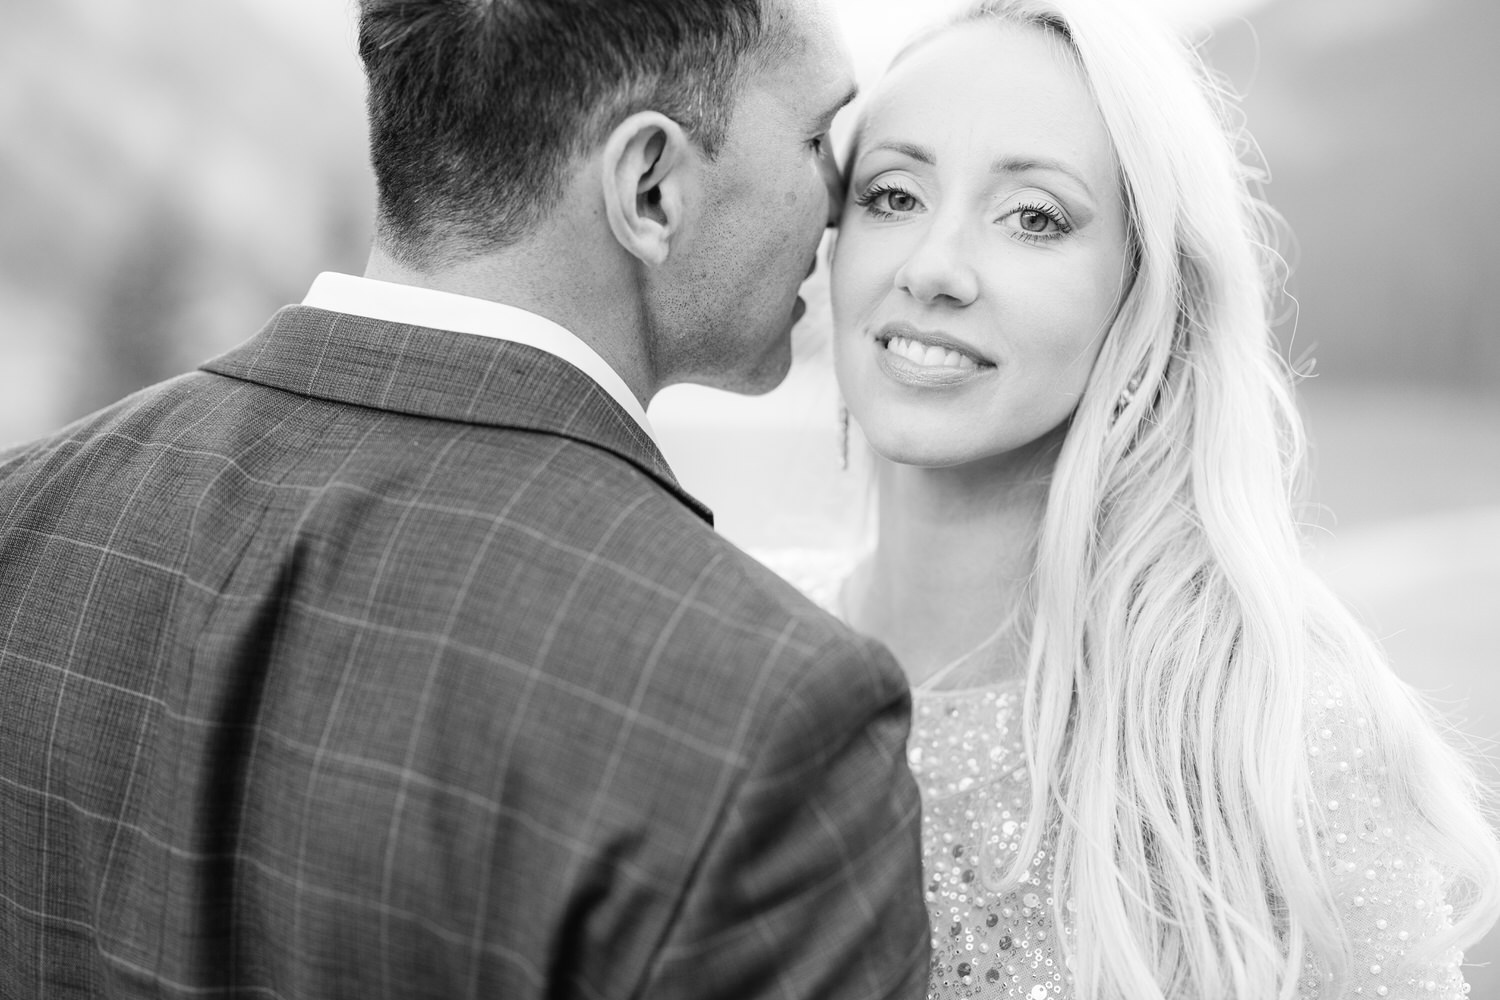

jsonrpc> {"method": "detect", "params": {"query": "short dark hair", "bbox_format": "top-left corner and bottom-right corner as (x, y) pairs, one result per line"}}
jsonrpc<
(358, 0), (781, 266)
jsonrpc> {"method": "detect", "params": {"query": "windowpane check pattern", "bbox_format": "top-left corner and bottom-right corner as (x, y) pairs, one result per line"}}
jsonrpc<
(0, 307), (929, 1000)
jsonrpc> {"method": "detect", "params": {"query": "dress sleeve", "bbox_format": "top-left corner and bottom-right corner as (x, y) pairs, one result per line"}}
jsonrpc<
(1303, 677), (1470, 999)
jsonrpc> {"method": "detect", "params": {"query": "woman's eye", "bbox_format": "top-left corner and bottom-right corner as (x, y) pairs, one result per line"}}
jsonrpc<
(1004, 202), (1071, 240)
(1019, 209), (1054, 232)
(884, 190), (918, 212)
(855, 184), (923, 217)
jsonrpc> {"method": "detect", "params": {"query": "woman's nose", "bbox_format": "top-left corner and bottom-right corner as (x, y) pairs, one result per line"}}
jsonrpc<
(894, 222), (979, 306)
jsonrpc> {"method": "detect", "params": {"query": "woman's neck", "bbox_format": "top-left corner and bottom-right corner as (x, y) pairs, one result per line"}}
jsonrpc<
(846, 436), (1060, 688)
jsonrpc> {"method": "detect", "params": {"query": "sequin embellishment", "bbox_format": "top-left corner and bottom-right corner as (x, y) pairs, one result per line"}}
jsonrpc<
(763, 553), (1472, 999)
(910, 675), (1471, 999)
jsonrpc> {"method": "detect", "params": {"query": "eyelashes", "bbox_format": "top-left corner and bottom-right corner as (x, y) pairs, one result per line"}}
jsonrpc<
(1009, 201), (1072, 242)
(853, 183), (920, 219)
(853, 182), (1074, 243)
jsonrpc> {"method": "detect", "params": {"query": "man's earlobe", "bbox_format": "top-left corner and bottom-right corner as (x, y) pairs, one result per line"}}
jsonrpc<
(602, 112), (695, 267)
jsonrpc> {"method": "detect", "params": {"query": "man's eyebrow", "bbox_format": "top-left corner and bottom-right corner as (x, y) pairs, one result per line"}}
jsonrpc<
(991, 155), (1094, 198)
(816, 85), (860, 128)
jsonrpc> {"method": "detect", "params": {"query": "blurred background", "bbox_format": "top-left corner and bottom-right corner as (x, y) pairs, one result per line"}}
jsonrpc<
(2, 0), (1496, 984)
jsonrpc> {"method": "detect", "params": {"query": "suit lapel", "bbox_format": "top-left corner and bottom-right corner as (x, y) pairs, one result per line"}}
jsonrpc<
(202, 305), (713, 524)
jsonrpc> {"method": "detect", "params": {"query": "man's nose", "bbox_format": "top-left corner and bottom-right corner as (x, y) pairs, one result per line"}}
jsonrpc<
(820, 142), (846, 228)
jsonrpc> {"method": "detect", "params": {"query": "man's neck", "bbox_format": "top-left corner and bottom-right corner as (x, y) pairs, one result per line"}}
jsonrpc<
(362, 243), (655, 407)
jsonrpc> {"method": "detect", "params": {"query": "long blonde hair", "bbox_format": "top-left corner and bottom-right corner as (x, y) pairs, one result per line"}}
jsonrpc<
(917, 0), (1500, 996)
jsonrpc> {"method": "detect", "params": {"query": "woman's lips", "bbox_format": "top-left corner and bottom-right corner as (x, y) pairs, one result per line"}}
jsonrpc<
(872, 323), (995, 386)
(883, 334), (979, 371)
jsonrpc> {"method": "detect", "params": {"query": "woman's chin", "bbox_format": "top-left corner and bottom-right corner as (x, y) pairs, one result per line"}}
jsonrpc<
(860, 417), (1074, 475)
(863, 429), (990, 471)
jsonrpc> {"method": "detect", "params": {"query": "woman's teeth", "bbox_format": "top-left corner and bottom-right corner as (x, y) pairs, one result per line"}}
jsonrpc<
(884, 335), (979, 370)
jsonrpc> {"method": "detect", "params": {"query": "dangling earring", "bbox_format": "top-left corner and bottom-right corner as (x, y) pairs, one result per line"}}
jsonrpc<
(1112, 373), (1143, 426)
(837, 401), (850, 471)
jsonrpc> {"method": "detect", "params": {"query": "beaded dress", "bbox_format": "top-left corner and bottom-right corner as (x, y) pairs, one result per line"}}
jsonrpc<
(773, 552), (1472, 1000)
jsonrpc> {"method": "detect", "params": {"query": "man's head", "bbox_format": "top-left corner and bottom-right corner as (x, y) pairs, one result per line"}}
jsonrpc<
(361, 0), (773, 263)
(358, 0), (855, 398)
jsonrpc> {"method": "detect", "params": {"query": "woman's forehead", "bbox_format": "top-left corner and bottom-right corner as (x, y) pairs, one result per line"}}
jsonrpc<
(852, 20), (1111, 177)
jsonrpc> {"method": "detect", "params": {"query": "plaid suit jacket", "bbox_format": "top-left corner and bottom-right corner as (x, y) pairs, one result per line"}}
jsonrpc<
(0, 306), (929, 999)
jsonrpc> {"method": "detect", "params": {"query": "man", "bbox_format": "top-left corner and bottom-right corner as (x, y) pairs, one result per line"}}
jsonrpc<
(0, 0), (928, 997)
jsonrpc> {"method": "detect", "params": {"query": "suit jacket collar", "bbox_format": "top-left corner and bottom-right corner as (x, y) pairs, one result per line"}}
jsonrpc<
(202, 305), (713, 524)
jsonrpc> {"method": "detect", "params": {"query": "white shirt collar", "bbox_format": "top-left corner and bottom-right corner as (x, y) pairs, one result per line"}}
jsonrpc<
(300, 272), (656, 444)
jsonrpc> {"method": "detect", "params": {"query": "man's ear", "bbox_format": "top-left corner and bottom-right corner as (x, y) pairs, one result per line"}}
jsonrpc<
(601, 112), (697, 267)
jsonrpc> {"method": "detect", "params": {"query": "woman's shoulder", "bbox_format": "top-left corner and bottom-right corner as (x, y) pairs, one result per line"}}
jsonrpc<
(1298, 662), (1473, 997)
(1298, 660), (1432, 859)
(1297, 646), (1430, 779)
(1301, 663), (1380, 774)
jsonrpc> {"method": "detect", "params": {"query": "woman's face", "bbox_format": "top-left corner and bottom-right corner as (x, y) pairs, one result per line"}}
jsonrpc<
(832, 19), (1130, 469)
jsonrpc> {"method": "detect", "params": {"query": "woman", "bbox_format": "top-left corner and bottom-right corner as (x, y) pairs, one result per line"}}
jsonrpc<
(810, 0), (1500, 996)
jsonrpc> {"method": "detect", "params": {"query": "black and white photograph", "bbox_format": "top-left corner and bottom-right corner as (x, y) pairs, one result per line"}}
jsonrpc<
(3, 0), (1497, 997)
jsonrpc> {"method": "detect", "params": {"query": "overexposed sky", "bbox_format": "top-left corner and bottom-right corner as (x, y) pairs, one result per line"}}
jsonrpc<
(248, 0), (1276, 93)
(832, 0), (1274, 82)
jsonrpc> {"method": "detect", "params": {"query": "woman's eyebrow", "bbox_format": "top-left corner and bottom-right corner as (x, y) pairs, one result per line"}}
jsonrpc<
(990, 155), (1094, 198)
(856, 143), (1095, 202)
(863, 139), (936, 165)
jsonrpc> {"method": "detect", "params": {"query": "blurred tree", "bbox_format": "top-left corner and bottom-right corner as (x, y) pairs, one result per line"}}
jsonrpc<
(0, 0), (371, 441)
(83, 196), (202, 416)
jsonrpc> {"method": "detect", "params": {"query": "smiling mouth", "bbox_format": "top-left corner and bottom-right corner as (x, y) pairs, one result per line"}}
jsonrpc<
(881, 334), (982, 371)
(874, 325), (995, 375)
